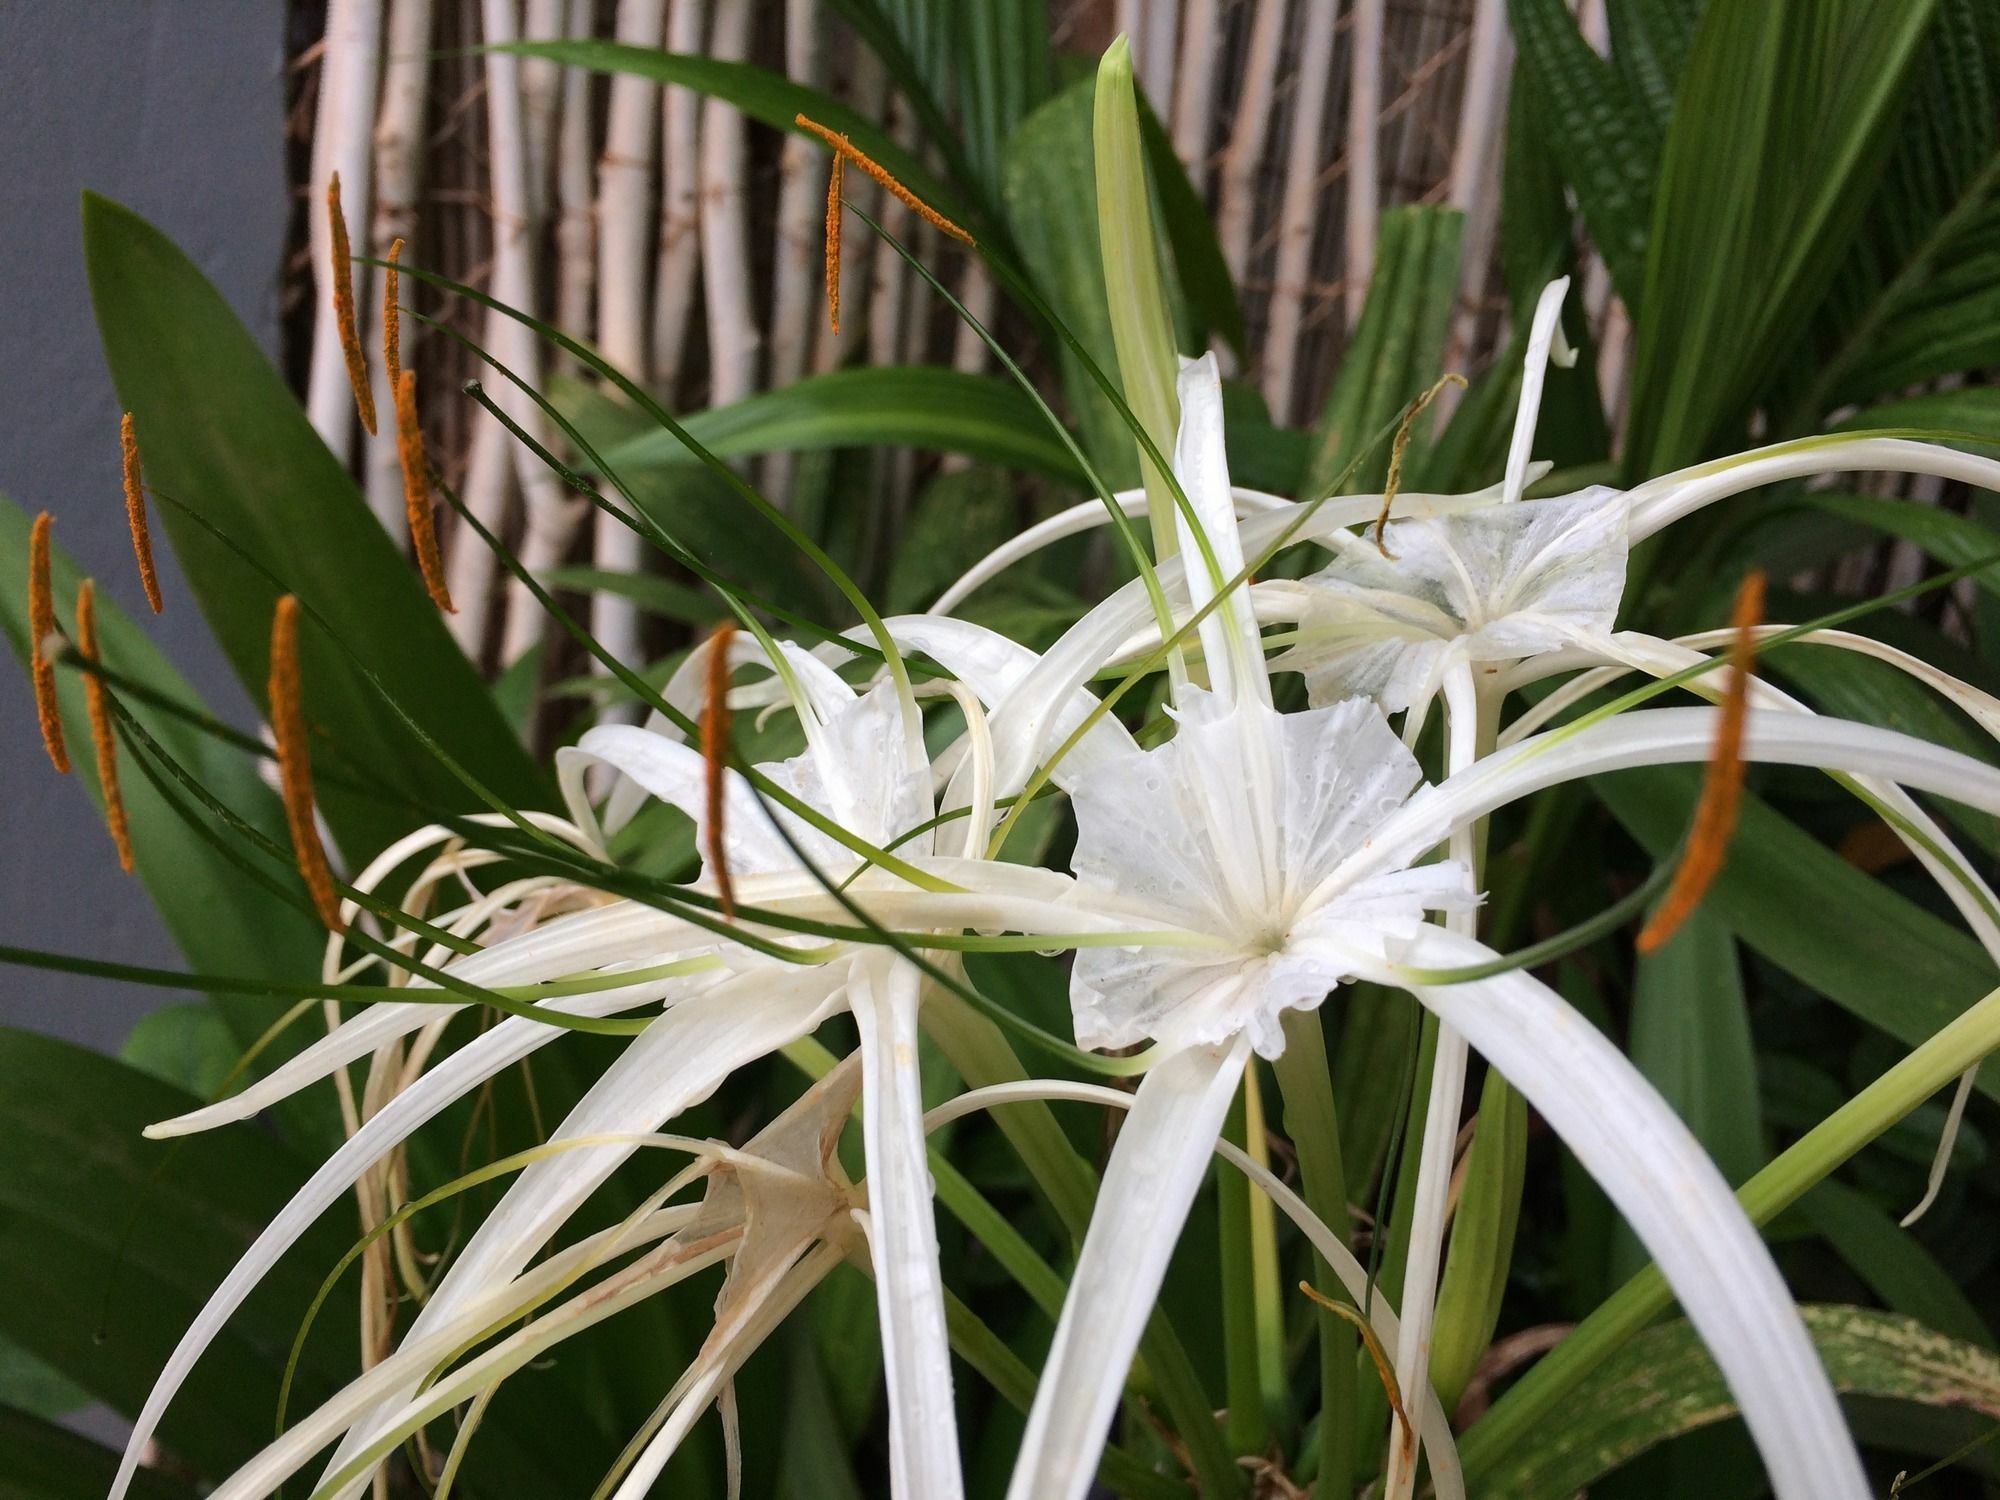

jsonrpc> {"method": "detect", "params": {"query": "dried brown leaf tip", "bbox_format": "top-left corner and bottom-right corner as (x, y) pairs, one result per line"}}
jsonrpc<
(1298, 1280), (1413, 1465)
(1637, 569), (1766, 954)
(382, 236), (405, 389)
(327, 172), (377, 436)
(29, 512), (70, 774)
(1372, 373), (1467, 557)
(394, 369), (454, 613)
(701, 620), (740, 920)
(120, 412), (162, 613)
(75, 580), (134, 874)
(795, 113), (974, 334)
(269, 595), (344, 931)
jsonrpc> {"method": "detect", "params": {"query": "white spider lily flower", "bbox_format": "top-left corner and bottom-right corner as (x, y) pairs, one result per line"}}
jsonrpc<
(994, 353), (1896, 1500)
(305, 650), (970, 1500)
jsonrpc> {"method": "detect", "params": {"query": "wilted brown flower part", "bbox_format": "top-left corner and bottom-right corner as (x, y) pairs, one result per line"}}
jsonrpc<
(75, 580), (134, 873)
(702, 620), (740, 919)
(795, 112), (974, 335)
(120, 413), (162, 614)
(382, 237), (405, 390)
(1637, 569), (1767, 954)
(269, 595), (343, 931)
(28, 511), (69, 774)
(1373, 373), (1467, 557)
(327, 172), (377, 436)
(394, 369), (454, 613)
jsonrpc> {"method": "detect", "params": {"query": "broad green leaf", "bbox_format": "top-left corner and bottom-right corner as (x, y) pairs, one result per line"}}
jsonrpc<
(0, 1407), (198, 1500)
(501, 40), (972, 234)
(1003, 77), (1132, 483)
(1799, 1179), (1993, 1347)
(1606, 0), (1703, 132)
(0, 1339), (88, 1423)
(1505, 0), (1658, 304)
(541, 567), (721, 628)
(1809, 493), (2000, 602)
(1301, 206), (1464, 500)
(1609, 907), (1762, 1283)
(83, 194), (549, 862)
(120, 1001), (240, 1101)
(1833, 386), (2000, 455)
(1593, 767), (2000, 1102)
(1330, 986), (1421, 1198)
(1138, 95), (1246, 361)
(596, 366), (1087, 483)
(886, 465), (1020, 613)
(1625, 0), (1941, 472)
(1474, 1305), (2000, 1498)
(0, 1026), (355, 1477)
(0, 495), (335, 1144)
(1792, 0), (2000, 417)
(950, 0), (1053, 207)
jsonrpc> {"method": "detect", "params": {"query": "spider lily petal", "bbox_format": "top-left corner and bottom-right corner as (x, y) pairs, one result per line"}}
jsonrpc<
(849, 952), (965, 1499)
(1501, 277), (1576, 507)
(1003, 1037), (1252, 1500)
(1370, 926), (1871, 1499)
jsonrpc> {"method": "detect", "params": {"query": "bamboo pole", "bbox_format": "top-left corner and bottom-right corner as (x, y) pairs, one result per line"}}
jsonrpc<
(1436, 0), (1511, 427)
(363, 0), (433, 530)
(591, 0), (667, 681)
(767, 0), (825, 501)
(1170, 0), (1220, 193)
(551, 0), (597, 372)
(1345, 0), (1385, 324)
(519, 0), (567, 219)
(700, 0), (761, 412)
(651, 0), (707, 395)
(1261, 0), (1338, 424)
(307, 0), (385, 466)
(1216, 0), (1286, 287)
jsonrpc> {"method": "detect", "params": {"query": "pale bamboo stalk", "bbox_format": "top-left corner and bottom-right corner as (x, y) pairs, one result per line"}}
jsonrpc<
(447, 401), (517, 658)
(1345, 0), (1385, 324)
(483, 0), (578, 668)
(1141, 0), (1179, 113)
(866, 88), (917, 375)
(520, 0), (567, 220)
(551, 0), (597, 370)
(1435, 0), (1511, 427)
(701, 0), (761, 412)
(1170, 0), (1220, 192)
(651, 0), (707, 393)
(1261, 0), (1339, 425)
(593, 0), (667, 679)
(765, 0), (826, 502)
(1216, 0), (1287, 285)
(362, 0), (433, 530)
(950, 259), (998, 375)
(768, 0), (826, 393)
(307, 0), (385, 466)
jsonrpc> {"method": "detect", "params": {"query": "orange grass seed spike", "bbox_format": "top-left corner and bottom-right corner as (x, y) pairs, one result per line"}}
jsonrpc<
(383, 237), (405, 389)
(326, 172), (377, 436)
(701, 621), (740, 919)
(394, 369), (454, 612)
(120, 413), (162, 613)
(75, 581), (134, 873)
(822, 150), (845, 334)
(792, 114), (973, 243)
(1636, 569), (1767, 954)
(269, 595), (344, 931)
(29, 512), (69, 774)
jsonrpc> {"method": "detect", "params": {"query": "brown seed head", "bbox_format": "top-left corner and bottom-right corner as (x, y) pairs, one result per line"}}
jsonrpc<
(29, 511), (69, 774)
(383, 237), (405, 389)
(822, 151), (845, 334)
(1372, 373), (1467, 557)
(701, 621), (740, 919)
(120, 413), (162, 613)
(327, 172), (377, 436)
(76, 580), (134, 873)
(394, 369), (454, 612)
(269, 594), (344, 931)
(1637, 569), (1766, 954)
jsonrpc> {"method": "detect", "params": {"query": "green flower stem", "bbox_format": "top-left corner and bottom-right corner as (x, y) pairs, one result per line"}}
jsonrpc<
(1460, 979), (2000, 1483)
(1274, 1007), (1357, 1500)
(1219, 1085), (1269, 1455)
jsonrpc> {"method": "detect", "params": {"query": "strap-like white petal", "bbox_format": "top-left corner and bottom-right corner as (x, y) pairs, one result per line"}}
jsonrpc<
(1502, 278), (1574, 507)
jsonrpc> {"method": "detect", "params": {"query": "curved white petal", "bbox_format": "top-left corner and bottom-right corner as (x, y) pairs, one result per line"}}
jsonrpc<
(850, 954), (964, 1499)
(924, 1080), (1464, 1500)
(1627, 436), (2000, 543)
(1172, 354), (1267, 707)
(317, 966), (848, 1497)
(107, 971), (716, 1500)
(1502, 277), (1574, 507)
(1002, 1037), (1250, 1500)
(1370, 927), (1868, 1500)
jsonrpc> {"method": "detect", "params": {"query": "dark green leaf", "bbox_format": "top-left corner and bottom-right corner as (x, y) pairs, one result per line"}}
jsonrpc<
(1800, 1179), (1993, 1347)
(0, 1407), (198, 1500)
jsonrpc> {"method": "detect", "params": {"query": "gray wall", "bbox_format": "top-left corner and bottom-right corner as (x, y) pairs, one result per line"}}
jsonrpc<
(0, 3), (288, 1053)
